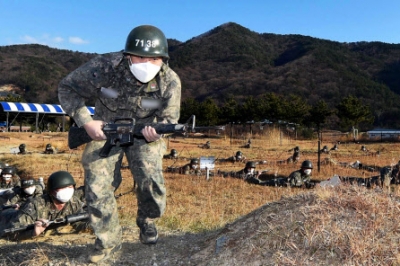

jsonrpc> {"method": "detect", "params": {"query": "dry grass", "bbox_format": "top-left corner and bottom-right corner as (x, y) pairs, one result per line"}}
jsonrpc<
(2, 131), (400, 264)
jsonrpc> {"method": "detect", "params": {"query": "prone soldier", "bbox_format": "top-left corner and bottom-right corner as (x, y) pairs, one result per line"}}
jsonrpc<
(44, 143), (57, 154)
(0, 171), (87, 241)
(181, 158), (201, 176)
(2, 178), (44, 209)
(163, 149), (178, 160)
(288, 160), (314, 188)
(219, 150), (247, 164)
(18, 144), (27, 155)
(199, 141), (211, 149)
(287, 146), (300, 164)
(0, 166), (20, 189)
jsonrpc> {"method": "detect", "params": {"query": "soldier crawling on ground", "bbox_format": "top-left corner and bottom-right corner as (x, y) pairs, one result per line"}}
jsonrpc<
(320, 145), (330, 154)
(1, 178), (44, 210)
(0, 166), (20, 189)
(287, 146), (300, 164)
(380, 160), (400, 189)
(241, 139), (251, 149)
(18, 144), (27, 155)
(44, 143), (57, 154)
(0, 171), (88, 241)
(166, 158), (202, 176)
(320, 158), (380, 172)
(0, 167), (22, 205)
(198, 141), (211, 149)
(218, 151), (247, 164)
(163, 149), (178, 160)
(330, 143), (339, 151)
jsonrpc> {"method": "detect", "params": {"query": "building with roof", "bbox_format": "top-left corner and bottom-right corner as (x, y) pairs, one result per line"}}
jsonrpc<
(0, 101), (94, 132)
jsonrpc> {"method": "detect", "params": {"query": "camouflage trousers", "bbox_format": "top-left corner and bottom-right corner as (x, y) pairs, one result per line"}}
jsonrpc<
(82, 137), (167, 249)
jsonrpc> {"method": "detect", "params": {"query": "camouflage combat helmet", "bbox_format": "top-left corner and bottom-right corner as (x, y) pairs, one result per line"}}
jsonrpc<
(301, 160), (313, 169)
(190, 158), (199, 165)
(21, 179), (36, 188)
(171, 149), (178, 156)
(46, 143), (52, 149)
(245, 161), (256, 169)
(47, 171), (76, 191)
(19, 143), (26, 151)
(1, 166), (16, 176)
(124, 25), (169, 59)
(236, 151), (243, 157)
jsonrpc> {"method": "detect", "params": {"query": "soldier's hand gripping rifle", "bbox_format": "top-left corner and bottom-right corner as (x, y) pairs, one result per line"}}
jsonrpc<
(1, 212), (89, 236)
(68, 117), (189, 157)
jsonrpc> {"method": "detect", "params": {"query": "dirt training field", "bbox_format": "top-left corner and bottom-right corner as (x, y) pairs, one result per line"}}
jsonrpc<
(1, 131), (400, 265)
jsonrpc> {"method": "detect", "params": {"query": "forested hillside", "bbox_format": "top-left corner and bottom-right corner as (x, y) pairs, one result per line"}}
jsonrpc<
(1, 22), (400, 129)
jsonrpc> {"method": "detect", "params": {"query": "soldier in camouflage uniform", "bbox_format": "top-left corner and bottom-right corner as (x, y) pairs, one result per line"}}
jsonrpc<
(180, 158), (201, 175)
(287, 146), (300, 163)
(44, 143), (57, 154)
(2, 178), (43, 209)
(199, 141), (211, 149)
(231, 161), (257, 179)
(58, 25), (181, 263)
(163, 148), (178, 160)
(221, 150), (247, 164)
(380, 160), (400, 188)
(288, 160), (313, 188)
(18, 144), (27, 155)
(0, 167), (21, 189)
(0, 171), (86, 241)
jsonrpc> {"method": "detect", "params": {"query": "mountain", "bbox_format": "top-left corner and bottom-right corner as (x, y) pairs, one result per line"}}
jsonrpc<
(1, 22), (400, 127)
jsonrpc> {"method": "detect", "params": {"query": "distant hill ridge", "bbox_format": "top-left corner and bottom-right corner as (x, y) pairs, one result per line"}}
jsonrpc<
(1, 22), (400, 127)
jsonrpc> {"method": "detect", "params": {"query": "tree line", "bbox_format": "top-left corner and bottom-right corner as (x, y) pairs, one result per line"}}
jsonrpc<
(179, 92), (373, 134)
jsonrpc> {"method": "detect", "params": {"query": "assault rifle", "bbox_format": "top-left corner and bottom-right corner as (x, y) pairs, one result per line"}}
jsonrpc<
(1, 212), (89, 236)
(0, 188), (14, 196)
(68, 115), (227, 157)
(68, 117), (188, 157)
(0, 204), (17, 211)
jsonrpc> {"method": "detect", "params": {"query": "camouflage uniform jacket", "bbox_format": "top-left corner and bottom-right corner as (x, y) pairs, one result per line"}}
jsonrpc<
(6, 185), (44, 205)
(8, 194), (85, 240)
(181, 164), (201, 176)
(58, 52), (181, 128)
(0, 178), (21, 189)
(288, 170), (311, 187)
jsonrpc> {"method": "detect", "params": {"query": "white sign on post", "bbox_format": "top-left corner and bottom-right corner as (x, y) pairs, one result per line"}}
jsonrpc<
(200, 156), (215, 180)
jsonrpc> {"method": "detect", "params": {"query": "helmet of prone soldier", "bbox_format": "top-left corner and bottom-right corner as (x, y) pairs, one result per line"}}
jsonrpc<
(236, 151), (243, 157)
(19, 143), (26, 151)
(301, 160), (313, 169)
(46, 143), (52, 149)
(21, 179), (36, 189)
(124, 25), (169, 59)
(1, 166), (16, 176)
(190, 158), (199, 165)
(47, 171), (76, 192)
(171, 149), (178, 156)
(245, 161), (256, 169)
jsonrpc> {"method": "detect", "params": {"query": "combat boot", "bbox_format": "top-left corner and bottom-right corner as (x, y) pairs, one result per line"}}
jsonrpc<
(139, 219), (158, 244)
(89, 244), (121, 263)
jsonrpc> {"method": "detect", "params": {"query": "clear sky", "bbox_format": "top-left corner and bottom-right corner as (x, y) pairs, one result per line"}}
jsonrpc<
(1, 0), (399, 54)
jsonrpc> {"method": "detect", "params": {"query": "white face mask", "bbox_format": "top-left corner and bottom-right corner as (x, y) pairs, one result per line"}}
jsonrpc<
(303, 169), (312, 175)
(249, 168), (255, 174)
(54, 187), (74, 203)
(2, 174), (11, 181)
(129, 61), (161, 83)
(24, 186), (36, 195)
